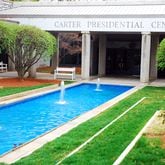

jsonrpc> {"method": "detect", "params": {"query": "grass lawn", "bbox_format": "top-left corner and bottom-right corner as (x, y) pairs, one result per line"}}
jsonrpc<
(0, 81), (74, 97)
(121, 109), (165, 165)
(0, 84), (52, 97)
(0, 86), (164, 165)
(121, 136), (165, 165)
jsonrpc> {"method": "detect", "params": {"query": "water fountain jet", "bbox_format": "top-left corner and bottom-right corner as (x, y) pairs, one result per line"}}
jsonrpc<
(95, 78), (102, 91)
(57, 81), (66, 104)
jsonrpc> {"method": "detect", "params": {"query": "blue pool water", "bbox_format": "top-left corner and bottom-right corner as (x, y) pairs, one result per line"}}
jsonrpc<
(0, 83), (133, 155)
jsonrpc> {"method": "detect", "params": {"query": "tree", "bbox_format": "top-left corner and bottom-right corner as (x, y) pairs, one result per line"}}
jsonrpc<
(0, 21), (17, 55)
(59, 33), (82, 63)
(0, 21), (18, 71)
(157, 39), (165, 71)
(0, 21), (56, 79)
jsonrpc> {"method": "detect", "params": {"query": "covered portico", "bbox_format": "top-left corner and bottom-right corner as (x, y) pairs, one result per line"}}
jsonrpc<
(80, 31), (159, 82)
(0, 0), (165, 82)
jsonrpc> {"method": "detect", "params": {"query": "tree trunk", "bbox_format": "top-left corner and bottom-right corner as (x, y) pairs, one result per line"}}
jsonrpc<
(17, 69), (25, 80)
(28, 64), (37, 78)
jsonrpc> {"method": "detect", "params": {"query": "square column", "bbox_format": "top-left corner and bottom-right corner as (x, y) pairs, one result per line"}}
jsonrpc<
(51, 33), (59, 69)
(150, 34), (159, 80)
(90, 37), (94, 75)
(98, 35), (106, 76)
(81, 31), (91, 79)
(140, 32), (151, 83)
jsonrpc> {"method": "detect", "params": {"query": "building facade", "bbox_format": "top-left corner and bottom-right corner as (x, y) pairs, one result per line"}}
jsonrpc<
(0, 0), (165, 82)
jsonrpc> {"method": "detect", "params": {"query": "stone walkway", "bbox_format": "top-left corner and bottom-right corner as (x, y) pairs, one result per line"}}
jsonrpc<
(1, 71), (164, 86)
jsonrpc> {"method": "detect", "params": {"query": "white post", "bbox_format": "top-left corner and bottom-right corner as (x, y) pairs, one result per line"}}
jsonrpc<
(140, 32), (151, 83)
(81, 31), (91, 79)
(51, 33), (59, 70)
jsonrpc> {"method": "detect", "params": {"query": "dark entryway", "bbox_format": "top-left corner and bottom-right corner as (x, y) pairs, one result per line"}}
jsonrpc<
(106, 34), (141, 77)
(0, 50), (8, 64)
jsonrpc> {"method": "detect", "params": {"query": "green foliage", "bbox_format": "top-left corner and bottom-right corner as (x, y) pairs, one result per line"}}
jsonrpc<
(157, 38), (165, 70)
(0, 163), (7, 165)
(14, 25), (56, 78)
(0, 21), (56, 79)
(122, 136), (165, 165)
(0, 21), (18, 55)
(16, 25), (56, 58)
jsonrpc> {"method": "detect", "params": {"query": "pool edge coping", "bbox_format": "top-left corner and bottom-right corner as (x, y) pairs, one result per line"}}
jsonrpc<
(0, 84), (58, 103)
(0, 81), (82, 106)
(0, 82), (145, 164)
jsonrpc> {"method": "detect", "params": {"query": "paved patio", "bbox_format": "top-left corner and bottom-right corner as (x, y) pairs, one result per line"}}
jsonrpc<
(0, 71), (164, 87)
